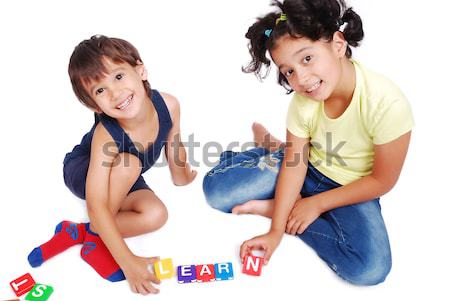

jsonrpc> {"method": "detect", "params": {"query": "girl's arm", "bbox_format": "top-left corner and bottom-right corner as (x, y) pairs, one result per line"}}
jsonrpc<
(287, 131), (411, 235)
(161, 92), (197, 186)
(240, 130), (310, 263)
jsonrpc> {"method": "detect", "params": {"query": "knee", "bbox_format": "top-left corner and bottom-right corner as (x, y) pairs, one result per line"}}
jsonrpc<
(142, 201), (168, 232)
(110, 153), (141, 181)
(344, 255), (392, 286)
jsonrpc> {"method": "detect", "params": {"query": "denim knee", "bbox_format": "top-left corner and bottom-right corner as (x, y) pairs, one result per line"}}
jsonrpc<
(343, 252), (392, 286)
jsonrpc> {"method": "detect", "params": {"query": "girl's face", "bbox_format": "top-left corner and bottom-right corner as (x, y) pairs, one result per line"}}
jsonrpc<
(270, 32), (348, 101)
(85, 58), (148, 119)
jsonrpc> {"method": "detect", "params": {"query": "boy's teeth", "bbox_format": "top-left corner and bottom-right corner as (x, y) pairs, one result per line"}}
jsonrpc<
(117, 96), (132, 109)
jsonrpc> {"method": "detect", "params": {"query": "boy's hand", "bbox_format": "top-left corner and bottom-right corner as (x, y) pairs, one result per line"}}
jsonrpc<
(122, 255), (161, 295)
(239, 230), (283, 264)
(286, 197), (322, 235)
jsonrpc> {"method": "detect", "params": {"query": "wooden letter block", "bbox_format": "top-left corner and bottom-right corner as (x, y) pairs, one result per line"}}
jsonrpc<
(214, 262), (234, 281)
(242, 255), (263, 276)
(9, 273), (36, 297)
(25, 283), (54, 301)
(177, 265), (197, 283)
(154, 258), (175, 280)
(195, 264), (215, 282)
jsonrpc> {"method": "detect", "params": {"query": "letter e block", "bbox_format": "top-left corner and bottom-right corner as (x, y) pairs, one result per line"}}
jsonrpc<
(177, 265), (197, 283)
(214, 262), (234, 281)
(25, 283), (54, 301)
(242, 255), (263, 276)
(195, 264), (215, 282)
(154, 258), (175, 280)
(10, 273), (36, 297)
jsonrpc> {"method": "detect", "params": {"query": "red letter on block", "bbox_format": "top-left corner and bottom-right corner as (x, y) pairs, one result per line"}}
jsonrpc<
(196, 264), (216, 282)
(242, 255), (263, 276)
(10, 273), (36, 297)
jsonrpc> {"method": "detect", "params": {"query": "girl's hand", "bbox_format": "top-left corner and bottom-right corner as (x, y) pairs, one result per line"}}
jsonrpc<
(174, 164), (197, 186)
(122, 255), (161, 295)
(239, 231), (283, 264)
(286, 197), (322, 235)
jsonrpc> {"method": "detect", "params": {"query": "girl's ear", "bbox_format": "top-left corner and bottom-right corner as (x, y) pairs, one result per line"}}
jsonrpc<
(332, 31), (348, 58)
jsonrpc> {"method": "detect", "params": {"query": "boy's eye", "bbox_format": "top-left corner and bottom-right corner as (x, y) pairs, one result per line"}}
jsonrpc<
(115, 73), (124, 80)
(303, 56), (312, 64)
(95, 88), (104, 95)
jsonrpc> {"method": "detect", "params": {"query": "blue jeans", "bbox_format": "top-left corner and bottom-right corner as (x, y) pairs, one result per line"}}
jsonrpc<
(203, 147), (392, 285)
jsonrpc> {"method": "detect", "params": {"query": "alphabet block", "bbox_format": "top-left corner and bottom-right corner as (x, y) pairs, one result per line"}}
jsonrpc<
(195, 264), (215, 282)
(214, 262), (234, 281)
(9, 273), (36, 297)
(242, 255), (263, 276)
(177, 265), (196, 283)
(25, 283), (54, 301)
(154, 258), (175, 280)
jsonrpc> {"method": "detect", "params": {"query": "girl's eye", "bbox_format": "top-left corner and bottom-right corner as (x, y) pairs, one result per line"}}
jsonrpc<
(116, 73), (124, 80)
(285, 69), (294, 78)
(303, 55), (312, 64)
(95, 88), (104, 95)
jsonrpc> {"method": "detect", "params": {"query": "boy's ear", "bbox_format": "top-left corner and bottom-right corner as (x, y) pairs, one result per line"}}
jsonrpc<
(332, 31), (348, 58)
(135, 61), (148, 81)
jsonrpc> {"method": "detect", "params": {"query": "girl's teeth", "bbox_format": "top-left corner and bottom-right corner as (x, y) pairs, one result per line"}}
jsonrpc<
(307, 81), (321, 93)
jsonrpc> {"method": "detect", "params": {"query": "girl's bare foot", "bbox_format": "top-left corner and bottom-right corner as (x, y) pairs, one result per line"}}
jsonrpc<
(252, 122), (284, 152)
(231, 199), (274, 218)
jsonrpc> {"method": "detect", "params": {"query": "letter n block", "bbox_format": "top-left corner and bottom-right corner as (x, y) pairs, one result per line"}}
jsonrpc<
(177, 265), (197, 283)
(25, 283), (54, 301)
(10, 273), (36, 297)
(242, 255), (263, 276)
(214, 262), (234, 281)
(154, 258), (175, 280)
(195, 264), (215, 282)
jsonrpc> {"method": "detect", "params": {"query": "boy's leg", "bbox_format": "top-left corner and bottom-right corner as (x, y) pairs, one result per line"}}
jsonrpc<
(81, 152), (165, 282)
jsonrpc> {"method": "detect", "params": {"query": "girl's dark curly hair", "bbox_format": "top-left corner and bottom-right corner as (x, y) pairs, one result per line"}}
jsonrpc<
(243, 0), (364, 93)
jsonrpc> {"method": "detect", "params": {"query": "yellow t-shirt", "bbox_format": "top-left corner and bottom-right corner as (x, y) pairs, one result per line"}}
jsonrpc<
(286, 60), (414, 185)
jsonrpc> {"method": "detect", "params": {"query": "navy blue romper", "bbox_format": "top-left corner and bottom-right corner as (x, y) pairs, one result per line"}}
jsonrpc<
(63, 90), (173, 199)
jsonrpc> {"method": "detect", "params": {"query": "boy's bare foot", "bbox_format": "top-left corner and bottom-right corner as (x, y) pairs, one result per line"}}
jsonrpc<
(252, 122), (284, 152)
(231, 199), (274, 218)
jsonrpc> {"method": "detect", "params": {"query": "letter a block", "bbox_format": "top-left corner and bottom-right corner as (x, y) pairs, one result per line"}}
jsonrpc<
(214, 262), (234, 281)
(196, 264), (215, 282)
(242, 255), (263, 276)
(25, 284), (54, 301)
(154, 258), (175, 280)
(10, 273), (36, 297)
(177, 265), (197, 283)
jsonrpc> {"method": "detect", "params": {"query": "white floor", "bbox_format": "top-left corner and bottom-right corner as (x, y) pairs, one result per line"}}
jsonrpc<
(1, 0), (449, 300)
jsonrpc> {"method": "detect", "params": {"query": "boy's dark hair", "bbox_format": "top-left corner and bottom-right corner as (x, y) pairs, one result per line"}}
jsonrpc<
(68, 35), (151, 110)
(243, 0), (364, 93)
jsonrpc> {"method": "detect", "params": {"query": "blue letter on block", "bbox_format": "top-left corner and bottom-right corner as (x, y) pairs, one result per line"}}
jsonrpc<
(214, 262), (234, 281)
(177, 265), (197, 283)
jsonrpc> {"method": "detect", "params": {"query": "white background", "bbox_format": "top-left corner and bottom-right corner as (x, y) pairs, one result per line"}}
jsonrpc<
(1, 0), (449, 300)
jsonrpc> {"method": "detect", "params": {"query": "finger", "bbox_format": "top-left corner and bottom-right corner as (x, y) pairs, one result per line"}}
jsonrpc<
(147, 256), (160, 264)
(143, 282), (160, 294)
(131, 284), (138, 294)
(297, 222), (309, 235)
(136, 284), (149, 296)
(149, 272), (161, 284)
(263, 248), (273, 264)
(239, 242), (250, 261)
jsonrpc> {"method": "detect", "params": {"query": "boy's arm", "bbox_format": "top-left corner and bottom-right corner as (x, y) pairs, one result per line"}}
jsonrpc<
(160, 92), (197, 186)
(286, 131), (411, 235)
(86, 124), (160, 294)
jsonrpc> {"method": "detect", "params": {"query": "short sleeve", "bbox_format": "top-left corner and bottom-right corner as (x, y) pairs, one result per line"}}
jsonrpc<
(371, 96), (414, 145)
(286, 94), (312, 138)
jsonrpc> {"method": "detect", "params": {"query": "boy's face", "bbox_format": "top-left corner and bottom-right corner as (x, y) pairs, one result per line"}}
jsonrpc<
(85, 58), (148, 119)
(270, 32), (347, 101)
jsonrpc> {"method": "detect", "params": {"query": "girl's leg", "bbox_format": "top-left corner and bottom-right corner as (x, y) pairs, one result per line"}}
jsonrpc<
(252, 122), (284, 152)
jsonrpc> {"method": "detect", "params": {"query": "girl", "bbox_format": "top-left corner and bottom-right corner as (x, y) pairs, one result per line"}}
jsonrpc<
(203, 0), (413, 285)
(28, 35), (196, 295)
